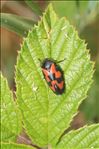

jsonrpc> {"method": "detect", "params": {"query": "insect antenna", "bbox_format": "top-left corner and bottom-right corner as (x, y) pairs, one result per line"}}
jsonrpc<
(57, 58), (66, 63)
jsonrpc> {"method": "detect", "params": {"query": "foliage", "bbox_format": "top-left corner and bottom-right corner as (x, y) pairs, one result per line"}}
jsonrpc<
(1, 13), (36, 37)
(1, 74), (22, 142)
(1, 3), (99, 149)
(1, 1), (98, 36)
(52, 1), (98, 32)
(56, 124), (99, 148)
(1, 143), (35, 149)
(24, 0), (42, 15)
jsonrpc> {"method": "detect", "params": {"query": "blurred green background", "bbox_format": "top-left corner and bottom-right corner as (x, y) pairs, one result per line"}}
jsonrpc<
(1, 0), (99, 128)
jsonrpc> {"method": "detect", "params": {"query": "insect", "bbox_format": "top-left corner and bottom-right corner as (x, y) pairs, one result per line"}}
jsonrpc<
(40, 58), (65, 95)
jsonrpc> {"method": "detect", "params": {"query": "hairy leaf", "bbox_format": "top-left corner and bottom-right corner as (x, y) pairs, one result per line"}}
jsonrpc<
(1, 143), (35, 149)
(56, 124), (99, 148)
(1, 13), (36, 37)
(1, 74), (22, 142)
(16, 4), (94, 147)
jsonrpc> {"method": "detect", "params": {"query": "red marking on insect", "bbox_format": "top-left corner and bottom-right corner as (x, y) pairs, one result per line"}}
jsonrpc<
(50, 64), (61, 78)
(40, 58), (65, 95)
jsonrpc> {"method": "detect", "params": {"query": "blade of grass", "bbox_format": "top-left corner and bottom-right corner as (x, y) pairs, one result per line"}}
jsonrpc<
(1, 13), (36, 37)
(25, 0), (42, 15)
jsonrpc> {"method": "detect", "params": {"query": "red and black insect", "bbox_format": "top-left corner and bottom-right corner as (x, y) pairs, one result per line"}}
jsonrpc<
(40, 58), (65, 95)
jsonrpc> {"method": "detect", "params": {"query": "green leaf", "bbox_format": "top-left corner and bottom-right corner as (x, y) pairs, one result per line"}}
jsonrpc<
(1, 73), (22, 142)
(25, 0), (42, 15)
(0, 13), (36, 37)
(1, 142), (35, 149)
(56, 124), (99, 148)
(80, 57), (99, 121)
(16, 4), (94, 147)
